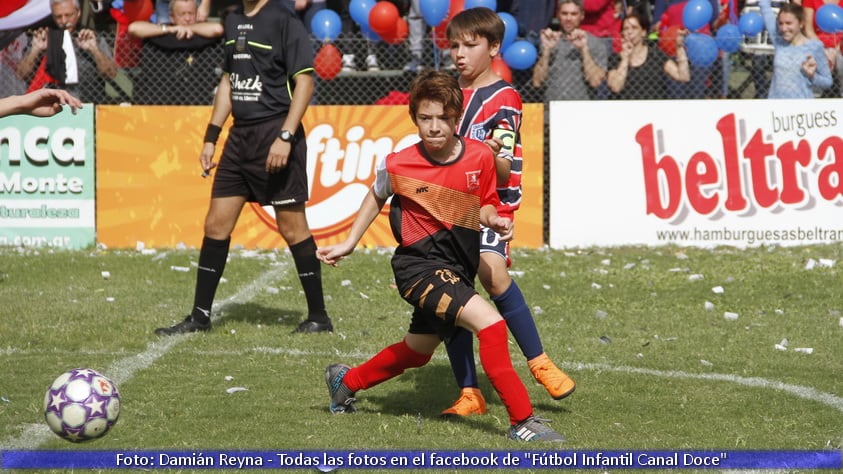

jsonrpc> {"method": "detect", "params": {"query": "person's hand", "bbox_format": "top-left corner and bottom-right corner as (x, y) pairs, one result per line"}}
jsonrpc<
(30, 27), (48, 54)
(266, 139), (291, 173)
(199, 142), (217, 177)
(76, 29), (98, 52)
(488, 216), (513, 242)
(16, 89), (82, 117)
(172, 25), (194, 40)
(539, 28), (561, 51)
(675, 28), (688, 48)
(619, 39), (632, 60)
(802, 54), (817, 79)
(569, 29), (588, 50)
(294, 0), (311, 11)
(316, 242), (354, 266)
(484, 136), (503, 155)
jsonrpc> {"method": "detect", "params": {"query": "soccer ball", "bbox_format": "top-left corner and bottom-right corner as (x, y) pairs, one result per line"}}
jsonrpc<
(43, 368), (121, 442)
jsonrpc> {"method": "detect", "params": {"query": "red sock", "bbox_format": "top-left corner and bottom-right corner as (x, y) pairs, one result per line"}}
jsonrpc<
(344, 338), (432, 392)
(478, 320), (533, 425)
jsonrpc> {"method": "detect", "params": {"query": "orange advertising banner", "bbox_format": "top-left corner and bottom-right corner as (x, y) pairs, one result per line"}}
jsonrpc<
(96, 104), (543, 249)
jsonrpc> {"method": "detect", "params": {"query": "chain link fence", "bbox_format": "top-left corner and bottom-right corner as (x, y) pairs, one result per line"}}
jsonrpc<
(4, 29), (838, 105)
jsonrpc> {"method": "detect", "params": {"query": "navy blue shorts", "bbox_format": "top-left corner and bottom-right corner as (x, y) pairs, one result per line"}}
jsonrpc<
(212, 118), (309, 207)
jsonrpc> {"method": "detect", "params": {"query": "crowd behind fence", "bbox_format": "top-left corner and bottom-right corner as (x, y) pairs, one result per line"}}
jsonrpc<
(2, 28), (839, 106)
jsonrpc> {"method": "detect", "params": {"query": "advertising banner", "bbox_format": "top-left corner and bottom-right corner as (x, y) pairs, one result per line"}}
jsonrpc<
(549, 99), (843, 248)
(0, 107), (96, 249)
(96, 104), (544, 249)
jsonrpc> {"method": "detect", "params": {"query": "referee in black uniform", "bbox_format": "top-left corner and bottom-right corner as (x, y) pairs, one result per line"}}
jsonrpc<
(155, 0), (333, 335)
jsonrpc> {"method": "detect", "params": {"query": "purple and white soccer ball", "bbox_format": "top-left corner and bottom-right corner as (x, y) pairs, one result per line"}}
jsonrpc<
(43, 368), (121, 442)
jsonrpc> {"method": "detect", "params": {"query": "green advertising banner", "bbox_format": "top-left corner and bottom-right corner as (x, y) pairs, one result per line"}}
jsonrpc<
(0, 106), (95, 249)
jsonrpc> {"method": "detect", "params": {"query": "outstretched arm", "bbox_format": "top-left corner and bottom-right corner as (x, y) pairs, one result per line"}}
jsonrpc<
(317, 188), (388, 266)
(0, 89), (83, 118)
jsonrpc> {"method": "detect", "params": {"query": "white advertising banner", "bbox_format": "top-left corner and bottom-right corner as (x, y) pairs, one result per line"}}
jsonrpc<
(549, 99), (843, 248)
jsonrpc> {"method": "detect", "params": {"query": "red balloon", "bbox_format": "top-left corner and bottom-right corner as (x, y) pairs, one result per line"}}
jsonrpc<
(314, 44), (342, 80)
(433, 20), (450, 49)
(369, 1), (399, 36)
(123, 0), (153, 22)
(490, 56), (511, 83)
(659, 24), (681, 57)
(383, 18), (409, 44)
(448, 0), (465, 20)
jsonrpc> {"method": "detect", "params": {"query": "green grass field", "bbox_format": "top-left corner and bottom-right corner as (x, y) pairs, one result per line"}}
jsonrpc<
(1, 243), (842, 472)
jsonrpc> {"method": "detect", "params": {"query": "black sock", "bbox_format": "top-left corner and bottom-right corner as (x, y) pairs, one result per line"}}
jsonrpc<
(289, 236), (329, 323)
(190, 236), (230, 323)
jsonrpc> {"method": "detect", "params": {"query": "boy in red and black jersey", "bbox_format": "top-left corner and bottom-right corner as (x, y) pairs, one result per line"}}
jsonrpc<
(318, 70), (565, 443)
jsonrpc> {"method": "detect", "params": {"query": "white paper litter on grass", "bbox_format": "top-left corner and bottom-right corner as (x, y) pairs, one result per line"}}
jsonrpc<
(805, 259), (817, 270)
(623, 263), (636, 270)
(700, 360), (713, 366)
(224, 375), (234, 381)
(226, 387), (248, 394)
(101, 271), (110, 279)
(595, 309), (608, 320)
(509, 271), (525, 277)
(265, 287), (280, 294)
(591, 282), (602, 289)
(704, 301), (715, 311)
(794, 347), (814, 354)
(170, 266), (190, 272)
(106, 297), (115, 302)
(819, 258), (835, 268)
(341, 280), (352, 287)
(723, 311), (739, 321)
(688, 274), (704, 281)
(774, 344), (787, 351)
(712, 286), (724, 294)
(359, 292), (369, 299)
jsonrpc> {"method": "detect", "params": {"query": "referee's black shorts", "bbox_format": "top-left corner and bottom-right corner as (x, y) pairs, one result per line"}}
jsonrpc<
(212, 117), (309, 207)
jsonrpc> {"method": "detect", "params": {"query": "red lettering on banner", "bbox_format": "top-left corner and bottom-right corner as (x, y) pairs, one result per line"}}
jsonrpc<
(638, 114), (843, 222)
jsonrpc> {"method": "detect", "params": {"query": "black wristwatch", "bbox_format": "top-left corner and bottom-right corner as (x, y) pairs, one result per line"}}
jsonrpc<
(278, 129), (295, 143)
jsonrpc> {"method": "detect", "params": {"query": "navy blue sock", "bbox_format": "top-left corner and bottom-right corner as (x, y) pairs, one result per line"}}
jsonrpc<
(494, 280), (543, 360)
(445, 328), (479, 389)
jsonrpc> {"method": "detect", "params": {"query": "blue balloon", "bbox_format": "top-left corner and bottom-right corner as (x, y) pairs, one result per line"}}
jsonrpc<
(685, 33), (718, 66)
(502, 40), (537, 70)
(682, 0), (713, 31)
(311, 9), (342, 42)
(420, 0), (449, 26)
(816, 4), (843, 33)
(465, 0), (497, 11)
(359, 24), (381, 42)
(715, 24), (741, 53)
(738, 11), (763, 36)
(498, 12), (517, 51)
(349, 0), (375, 27)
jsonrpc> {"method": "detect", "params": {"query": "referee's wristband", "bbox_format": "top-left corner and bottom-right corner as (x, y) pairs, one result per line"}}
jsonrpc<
(204, 124), (222, 145)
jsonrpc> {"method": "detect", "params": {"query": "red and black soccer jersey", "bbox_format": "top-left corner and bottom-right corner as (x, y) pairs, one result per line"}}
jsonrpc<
(457, 80), (523, 218)
(223, 3), (314, 125)
(373, 137), (500, 285)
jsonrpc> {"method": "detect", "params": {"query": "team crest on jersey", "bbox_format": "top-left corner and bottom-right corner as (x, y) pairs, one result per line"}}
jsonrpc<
(468, 124), (486, 141)
(466, 170), (481, 191)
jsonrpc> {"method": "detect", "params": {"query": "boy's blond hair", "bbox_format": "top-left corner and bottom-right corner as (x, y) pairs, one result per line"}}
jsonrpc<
(445, 7), (504, 46)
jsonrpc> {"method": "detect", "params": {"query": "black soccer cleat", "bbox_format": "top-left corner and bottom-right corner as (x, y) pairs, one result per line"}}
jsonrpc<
(292, 319), (333, 334)
(154, 315), (211, 336)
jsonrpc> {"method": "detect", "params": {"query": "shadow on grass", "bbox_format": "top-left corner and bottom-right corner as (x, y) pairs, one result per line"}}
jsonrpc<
(217, 301), (306, 330)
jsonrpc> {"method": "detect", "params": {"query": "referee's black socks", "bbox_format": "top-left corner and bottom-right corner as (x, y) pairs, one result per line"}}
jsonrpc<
(290, 236), (330, 324)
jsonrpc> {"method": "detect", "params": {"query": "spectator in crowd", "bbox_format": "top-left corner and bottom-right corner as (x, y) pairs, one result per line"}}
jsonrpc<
(281, 0), (327, 35)
(154, 0), (211, 24)
(129, 0), (223, 39)
(607, 12), (690, 98)
(531, 0), (608, 100)
(319, 70), (565, 443)
(652, 0), (718, 98)
(760, 0), (832, 96)
(581, 0), (621, 97)
(404, 0), (454, 73)
(1, 33), (29, 98)
(16, 0), (119, 103)
(129, 0), (224, 104)
(803, 0), (843, 96)
(0, 88), (82, 118)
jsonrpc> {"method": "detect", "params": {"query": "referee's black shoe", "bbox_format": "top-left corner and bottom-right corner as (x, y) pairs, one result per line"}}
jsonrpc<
(293, 319), (333, 334)
(155, 315), (211, 336)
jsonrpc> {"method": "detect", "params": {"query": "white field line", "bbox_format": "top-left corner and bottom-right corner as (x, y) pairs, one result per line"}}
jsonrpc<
(0, 265), (287, 450)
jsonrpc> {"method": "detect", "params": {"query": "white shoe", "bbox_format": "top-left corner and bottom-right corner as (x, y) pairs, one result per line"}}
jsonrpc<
(365, 54), (380, 71)
(342, 54), (356, 72)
